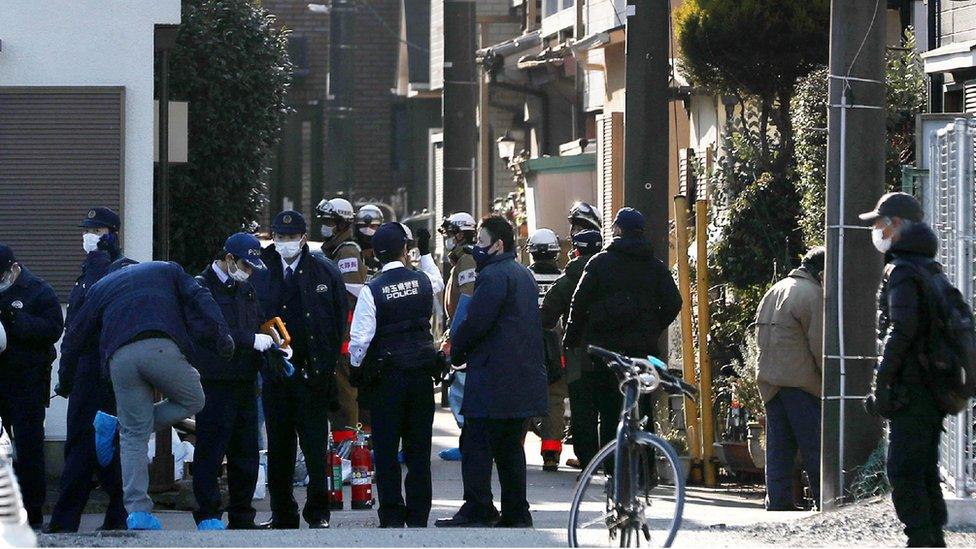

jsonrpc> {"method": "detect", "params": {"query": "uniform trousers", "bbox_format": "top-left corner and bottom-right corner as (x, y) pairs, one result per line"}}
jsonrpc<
(0, 367), (46, 526)
(459, 417), (531, 524)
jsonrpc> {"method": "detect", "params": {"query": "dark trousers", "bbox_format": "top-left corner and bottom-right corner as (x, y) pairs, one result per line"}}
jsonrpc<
(568, 369), (623, 469)
(0, 383), (46, 526)
(764, 387), (821, 507)
(459, 417), (531, 524)
(887, 385), (947, 545)
(262, 375), (331, 525)
(368, 369), (434, 527)
(48, 371), (125, 532)
(193, 380), (260, 526)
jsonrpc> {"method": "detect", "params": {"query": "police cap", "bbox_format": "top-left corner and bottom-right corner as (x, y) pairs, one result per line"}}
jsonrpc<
(224, 233), (267, 270)
(271, 210), (307, 235)
(79, 207), (121, 232)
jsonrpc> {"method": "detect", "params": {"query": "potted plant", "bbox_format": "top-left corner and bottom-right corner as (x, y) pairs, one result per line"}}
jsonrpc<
(714, 335), (767, 474)
(657, 428), (692, 484)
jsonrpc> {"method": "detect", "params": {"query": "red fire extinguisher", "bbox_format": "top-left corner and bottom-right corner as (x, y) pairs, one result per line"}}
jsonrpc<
(350, 429), (374, 510)
(327, 433), (344, 510)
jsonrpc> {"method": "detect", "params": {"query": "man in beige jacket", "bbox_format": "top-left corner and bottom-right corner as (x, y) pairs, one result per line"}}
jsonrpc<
(754, 246), (824, 511)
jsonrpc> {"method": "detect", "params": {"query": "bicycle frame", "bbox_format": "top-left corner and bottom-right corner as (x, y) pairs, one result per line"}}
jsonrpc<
(613, 376), (643, 517)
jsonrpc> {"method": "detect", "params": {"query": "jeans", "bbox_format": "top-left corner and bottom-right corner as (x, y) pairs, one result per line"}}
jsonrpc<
(109, 338), (205, 513)
(764, 387), (821, 508)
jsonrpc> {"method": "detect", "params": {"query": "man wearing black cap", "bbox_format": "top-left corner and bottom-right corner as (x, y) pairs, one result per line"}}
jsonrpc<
(0, 244), (64, 528)
(47, 207), (135, 533)
(191, 233), (271, 531)
(860, 192), (948, 547)
(564, 207), (681, 370)
(252, 210), (348, 529)
(347, 222), (438, 528)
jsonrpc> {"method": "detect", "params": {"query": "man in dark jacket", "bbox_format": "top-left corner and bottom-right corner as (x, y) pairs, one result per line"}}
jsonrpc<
(60, 261), (234, 530)
(48, 207), (134, 533)
(0, 244), (64, 528)
(251, 210), (348, 529)
(191, 233), (270, 531)
(564, 207), (682, 359)
(435, 216), (548, 529)
(541, 229), (607, 470)
(861, 193), (947, 547)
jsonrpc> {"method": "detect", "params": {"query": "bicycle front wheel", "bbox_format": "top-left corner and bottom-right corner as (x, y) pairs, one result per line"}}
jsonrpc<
(567, 433), (685, 548)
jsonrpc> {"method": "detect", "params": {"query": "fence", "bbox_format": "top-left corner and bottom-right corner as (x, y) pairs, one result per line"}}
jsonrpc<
(924, 118), (976, 498)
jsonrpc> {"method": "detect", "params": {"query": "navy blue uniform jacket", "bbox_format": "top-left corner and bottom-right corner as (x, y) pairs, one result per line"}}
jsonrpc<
(60, 261), (231, 377)
(192, 266), (263, 382)
(450, 251), (547, 419)
(0, 266), (64, 403)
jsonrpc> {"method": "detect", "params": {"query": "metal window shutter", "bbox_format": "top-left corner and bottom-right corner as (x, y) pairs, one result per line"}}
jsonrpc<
(0, 87), (125, 301)
(596, 112), (623, 243)
(965, 80), (976, 113)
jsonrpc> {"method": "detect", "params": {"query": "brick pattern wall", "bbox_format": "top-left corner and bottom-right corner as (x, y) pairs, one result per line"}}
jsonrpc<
(352, 0), (399, 200)
(942, 0), (976, 44)
(263, 0), (401, 208)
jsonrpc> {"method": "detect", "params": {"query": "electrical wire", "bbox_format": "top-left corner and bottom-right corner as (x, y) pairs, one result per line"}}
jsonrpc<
(353, 0), (430, 53)
(844, 0), (882, 84)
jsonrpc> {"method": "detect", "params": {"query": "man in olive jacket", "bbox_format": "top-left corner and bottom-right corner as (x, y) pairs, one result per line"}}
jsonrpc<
(754, 247), (824, 510)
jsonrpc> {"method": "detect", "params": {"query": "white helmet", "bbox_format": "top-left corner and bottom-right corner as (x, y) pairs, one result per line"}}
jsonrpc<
(316, 197), (355, 223)
(398, 222), (414, 242)
(356, 204), (385, 226)
(527, 228), (560, 255)
(568, 201), (602, 231)
(439, 212), (477, 234)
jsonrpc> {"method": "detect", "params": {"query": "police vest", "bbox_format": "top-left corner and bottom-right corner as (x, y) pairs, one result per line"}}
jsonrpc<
(531, 266), (561, 307)
(366, 266), (435, 370)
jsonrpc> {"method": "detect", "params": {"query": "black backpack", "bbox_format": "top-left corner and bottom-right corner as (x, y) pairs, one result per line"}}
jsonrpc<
(898, 260), (976, 414)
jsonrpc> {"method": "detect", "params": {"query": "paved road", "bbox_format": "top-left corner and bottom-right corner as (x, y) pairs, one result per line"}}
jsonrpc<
(38, 407), (812, 547)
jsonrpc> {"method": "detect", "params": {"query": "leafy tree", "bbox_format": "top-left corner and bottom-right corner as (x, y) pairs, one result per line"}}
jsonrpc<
(793, 29), (926, 247)
(160, 0), (291, 270)
(675, 0), (829, 175)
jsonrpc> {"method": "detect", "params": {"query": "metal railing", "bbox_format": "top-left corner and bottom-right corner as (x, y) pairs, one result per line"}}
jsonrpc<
(924, 118), (976, 498)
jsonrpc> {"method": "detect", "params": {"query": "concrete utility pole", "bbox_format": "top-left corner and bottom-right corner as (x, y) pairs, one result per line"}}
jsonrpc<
(624, 0), (669, 258)
(442, 0), (478, 215)
(822, 0), (886, 509)
(327, 0), (356, 198)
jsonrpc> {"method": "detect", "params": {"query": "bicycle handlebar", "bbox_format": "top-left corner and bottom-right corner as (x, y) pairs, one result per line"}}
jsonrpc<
(587, 345), (698, 399)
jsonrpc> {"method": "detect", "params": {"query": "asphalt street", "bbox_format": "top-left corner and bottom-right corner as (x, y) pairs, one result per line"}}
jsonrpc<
(38, 406), (812, 547)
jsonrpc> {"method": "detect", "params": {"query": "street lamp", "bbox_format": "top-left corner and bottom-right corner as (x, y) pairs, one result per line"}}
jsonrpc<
(496, 134), (517, 163)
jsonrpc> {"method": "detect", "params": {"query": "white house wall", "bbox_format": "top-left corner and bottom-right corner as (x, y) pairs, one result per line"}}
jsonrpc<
(0, 0), (181, 441)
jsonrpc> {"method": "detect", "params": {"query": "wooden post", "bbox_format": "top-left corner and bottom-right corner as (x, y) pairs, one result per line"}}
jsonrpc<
(695, 197), (717, 487)
(673, 195), (703, 483)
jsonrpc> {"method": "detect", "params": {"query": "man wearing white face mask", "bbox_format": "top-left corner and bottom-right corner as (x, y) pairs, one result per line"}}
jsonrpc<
(859, 192), (949, 547)
(252, 210), (348, 529)
(190, 233), (268, 530)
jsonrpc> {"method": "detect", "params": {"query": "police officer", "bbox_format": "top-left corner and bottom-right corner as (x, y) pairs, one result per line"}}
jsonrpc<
(253, 210), (348, 530)
(525, 228), (567, 472)
(348, 223), (438, 528)
(317, 197), (365, 443)
(47, 207), (134, 533)
(568, 201), (601, 236)
(0, 244), (64, 528)
(355, 204), (385, 273)
(540, 230), (604, 470)
(191, 233), (270, 530)
(59, 260), (233, 531)
(437, 212), (477, 461)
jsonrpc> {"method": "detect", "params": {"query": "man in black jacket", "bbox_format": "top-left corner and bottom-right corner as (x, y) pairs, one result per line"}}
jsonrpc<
(564, 207), (681, 359)
(191, 233), (270, 530)
(252, 210), (348, 529)
(0, 244), (64, 528)
(861, 193), (947, 547)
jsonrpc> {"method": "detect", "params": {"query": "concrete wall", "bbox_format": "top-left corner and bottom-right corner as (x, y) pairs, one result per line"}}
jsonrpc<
(0, 0), (181, 264)
(0, 0), (180, 442)
(941, 0), (976, 44)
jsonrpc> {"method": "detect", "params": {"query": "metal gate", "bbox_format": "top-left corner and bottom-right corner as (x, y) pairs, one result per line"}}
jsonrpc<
(924, 117), (976, 497)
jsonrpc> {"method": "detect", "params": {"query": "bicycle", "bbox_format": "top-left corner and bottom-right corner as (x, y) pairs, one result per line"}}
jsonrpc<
(567, 346), (697, 548)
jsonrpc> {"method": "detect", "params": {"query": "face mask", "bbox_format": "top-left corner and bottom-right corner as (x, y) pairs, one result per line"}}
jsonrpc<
(360, 227), (377, 237)
(275, 239), (302, 260)
(227, 260), (250, 282)
(321, 225), (335, 239)
(83, 233), (101, 253)
(872, 227), (892, 254)
(444, 237), (456, 252)
(472, 243), (498, 269)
